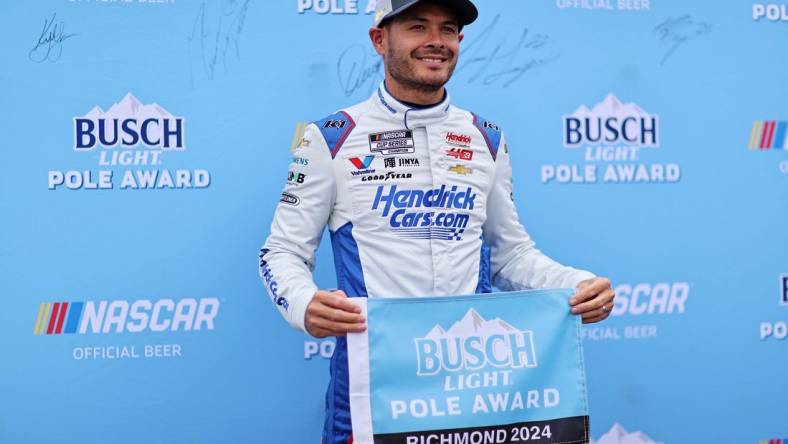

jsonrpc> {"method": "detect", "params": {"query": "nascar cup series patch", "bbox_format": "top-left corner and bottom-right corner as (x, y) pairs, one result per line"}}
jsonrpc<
(347, 290), (590, 444)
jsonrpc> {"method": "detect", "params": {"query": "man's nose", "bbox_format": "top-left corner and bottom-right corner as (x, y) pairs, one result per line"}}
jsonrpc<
(423, 27), (447, 49)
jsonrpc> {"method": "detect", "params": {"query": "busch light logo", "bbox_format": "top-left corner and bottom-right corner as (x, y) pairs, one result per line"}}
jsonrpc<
(74, 93), (185, 151)
(49, 93), (209, 191)
(563, 93), (659, 148)
(371, 185), (476, 241)
(543, 93), (678, 185)
(415, 309), (537, 376)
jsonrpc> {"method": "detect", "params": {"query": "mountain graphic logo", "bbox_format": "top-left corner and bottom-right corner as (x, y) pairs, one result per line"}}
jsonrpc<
(591, 423), (662, 444)
(415, 308), (537, 376)
(563, 93), (659, 149)
(349, 155), (375, 170)
(74, 92), (185, 150)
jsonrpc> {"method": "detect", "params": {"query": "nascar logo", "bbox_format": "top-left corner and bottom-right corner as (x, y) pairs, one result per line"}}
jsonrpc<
(749, 120), (788, 150)
(33, 298), (220, 335)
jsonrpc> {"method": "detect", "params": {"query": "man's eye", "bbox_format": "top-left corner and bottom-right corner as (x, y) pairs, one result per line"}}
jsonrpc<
(443, 26), (458, 33)
(411, 24), (425, 30)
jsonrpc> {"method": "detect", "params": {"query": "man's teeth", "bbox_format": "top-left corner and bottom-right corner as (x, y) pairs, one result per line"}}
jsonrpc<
(419, 57), (445, 63)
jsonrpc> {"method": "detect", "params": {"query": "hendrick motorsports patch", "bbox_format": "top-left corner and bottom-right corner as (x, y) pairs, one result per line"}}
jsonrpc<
(369, 130), (415, 155)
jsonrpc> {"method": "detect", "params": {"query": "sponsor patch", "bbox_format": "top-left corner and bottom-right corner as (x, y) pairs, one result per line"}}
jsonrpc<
(384, 157), (420, 168)
(448, 164), (473, 175)
(360, 172), (413, 183)
(293, 156), (309, 166)
(280, 192), (300, 206)
(323, 119), (347, 129)
(291, 122), (309, 152)
(447, 148), (473, 161)
(369, 130), (415, 155)
(347, 155), (378, 177)
(287, 171), (306, 184)
(483, 120), (500, 131)
(350, 156), (375, 170)
(371, 184), (476, 241)
(446, 131), (472, 147)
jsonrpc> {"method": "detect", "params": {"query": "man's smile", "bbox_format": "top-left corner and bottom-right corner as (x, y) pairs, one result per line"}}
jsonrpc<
(414, 54), (450, 67)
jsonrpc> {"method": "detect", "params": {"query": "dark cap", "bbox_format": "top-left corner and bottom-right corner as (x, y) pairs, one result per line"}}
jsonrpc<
(373, 0), (478, 28)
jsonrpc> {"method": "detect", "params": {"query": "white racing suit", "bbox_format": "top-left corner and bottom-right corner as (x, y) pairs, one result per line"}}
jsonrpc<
(259, 82), (594, 443)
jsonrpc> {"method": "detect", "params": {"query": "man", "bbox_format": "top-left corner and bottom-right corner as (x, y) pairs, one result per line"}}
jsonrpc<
(259, 0), (615, 442)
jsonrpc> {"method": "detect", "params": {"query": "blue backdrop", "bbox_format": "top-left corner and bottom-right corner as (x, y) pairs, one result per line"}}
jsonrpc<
(1, 1), (786, 443)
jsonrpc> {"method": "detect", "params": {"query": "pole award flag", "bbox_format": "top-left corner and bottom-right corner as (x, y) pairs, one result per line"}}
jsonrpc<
(347, 289), (590, 444)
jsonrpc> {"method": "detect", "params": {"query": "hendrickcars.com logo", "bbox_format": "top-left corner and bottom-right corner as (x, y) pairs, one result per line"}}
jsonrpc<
(33, 298), (220, 335)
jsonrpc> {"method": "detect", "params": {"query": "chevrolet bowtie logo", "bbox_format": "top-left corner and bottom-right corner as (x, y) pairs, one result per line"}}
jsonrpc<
(448, 165), (473, 175)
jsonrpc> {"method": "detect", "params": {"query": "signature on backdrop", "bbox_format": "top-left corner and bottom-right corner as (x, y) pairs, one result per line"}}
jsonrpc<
(28, 12), (78, 63)
(336, 14), (563, 98)
(187, 0), (251, 88)
(653, 15), (712, 66)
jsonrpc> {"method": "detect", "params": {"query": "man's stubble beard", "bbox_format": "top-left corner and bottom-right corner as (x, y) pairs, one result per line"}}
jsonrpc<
(385, 44), (458, 94)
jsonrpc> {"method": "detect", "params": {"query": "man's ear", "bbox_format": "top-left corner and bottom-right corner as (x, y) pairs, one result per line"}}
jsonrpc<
(369, 27), (386, 56)
(458, 33), (465, 43)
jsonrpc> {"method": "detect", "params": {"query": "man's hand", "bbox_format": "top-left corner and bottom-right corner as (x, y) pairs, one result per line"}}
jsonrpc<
(570, 278), (615, 324)
(305, 290), (367, 338)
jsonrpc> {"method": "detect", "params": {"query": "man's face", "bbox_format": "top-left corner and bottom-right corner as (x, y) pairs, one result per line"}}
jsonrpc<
(380, 3), (463, 92)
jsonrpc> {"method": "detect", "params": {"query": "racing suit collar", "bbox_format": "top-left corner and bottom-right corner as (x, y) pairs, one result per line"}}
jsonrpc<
(374, 81), (452, 129)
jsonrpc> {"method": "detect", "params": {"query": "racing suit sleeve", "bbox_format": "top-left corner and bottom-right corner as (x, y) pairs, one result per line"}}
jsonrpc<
(482, 134), (595, 290)
(259, 123), (335, 332)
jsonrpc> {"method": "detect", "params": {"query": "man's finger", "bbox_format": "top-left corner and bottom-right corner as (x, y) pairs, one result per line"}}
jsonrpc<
(571, 288), (615, 314)
(581, 306), (608, 320)
(316, 305), (366, 324)
(570, 278), (611, 305)
(309, 327), (332, 338)
(318, 291), (363, 314)
(309, 317), (367, 335)
(582, 313), (607, 324)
